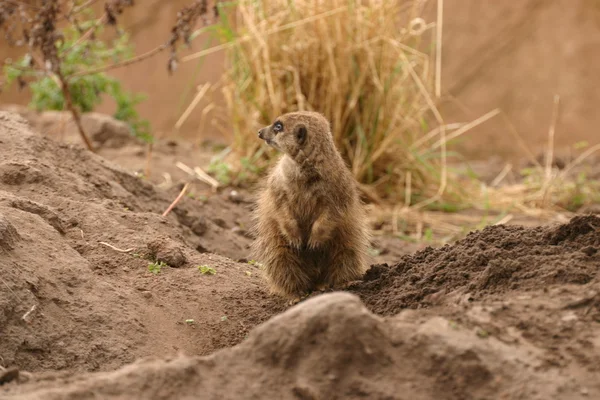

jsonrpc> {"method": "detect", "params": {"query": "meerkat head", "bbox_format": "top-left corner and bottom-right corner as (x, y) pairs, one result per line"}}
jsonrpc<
(257, 111), (332, 161)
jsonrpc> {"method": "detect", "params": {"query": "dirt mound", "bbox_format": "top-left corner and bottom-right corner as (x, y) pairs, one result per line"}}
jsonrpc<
(0, 109), (256, 262)
(0, 111), (286, 374)
(350, 215), (600, 315)
(2, 292), (589, 400)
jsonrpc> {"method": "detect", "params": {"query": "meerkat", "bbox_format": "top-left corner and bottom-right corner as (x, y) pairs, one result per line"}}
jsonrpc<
(250, 111), (371, 303)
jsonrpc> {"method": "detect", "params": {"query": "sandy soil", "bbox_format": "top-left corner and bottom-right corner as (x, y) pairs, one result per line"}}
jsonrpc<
(0, 111), (599, 399)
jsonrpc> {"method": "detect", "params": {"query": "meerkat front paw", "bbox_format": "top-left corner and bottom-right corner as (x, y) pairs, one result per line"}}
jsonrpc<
(307, 235), (325, 249)
(307, 220), (334, 249)
(287, 291), (312, 305)
(287, 297), (301, 306)
(314, 283), (331, 292)
(280, 220), (303, 249)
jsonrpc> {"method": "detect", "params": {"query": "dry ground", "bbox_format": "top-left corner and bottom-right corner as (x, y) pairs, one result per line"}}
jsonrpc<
(0, 111), (599, 400)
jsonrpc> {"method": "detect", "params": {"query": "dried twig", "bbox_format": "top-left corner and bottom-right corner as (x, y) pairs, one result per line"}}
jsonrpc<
(99, 241), (134, 253)
(21, 304), (37, 322)
(176, 161), (220, 191)
(162, 182), (191, 217)
(70, 43), (168, 78)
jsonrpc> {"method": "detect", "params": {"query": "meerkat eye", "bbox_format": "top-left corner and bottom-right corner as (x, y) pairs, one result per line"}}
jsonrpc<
(273, 121), (283, 133)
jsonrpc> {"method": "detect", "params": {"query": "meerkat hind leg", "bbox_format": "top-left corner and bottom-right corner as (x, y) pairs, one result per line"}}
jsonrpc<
(323, 248), (365, 290)
(264, 246), (314, 301)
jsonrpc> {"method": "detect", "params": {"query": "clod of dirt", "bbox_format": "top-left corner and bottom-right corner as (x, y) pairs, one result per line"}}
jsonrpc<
(350, 215), (600, 315)
(0, 213), (20, 251)
(147, 237), (187, 268)
(0, 293), (582, 400)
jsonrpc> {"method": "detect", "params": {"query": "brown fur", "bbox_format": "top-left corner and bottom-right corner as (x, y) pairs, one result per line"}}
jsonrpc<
(250, 111), (371, 301)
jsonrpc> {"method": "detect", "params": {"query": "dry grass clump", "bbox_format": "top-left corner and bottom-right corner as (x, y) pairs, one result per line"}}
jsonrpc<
(176, 0), (599, 243)
(208, 0), (465, 205)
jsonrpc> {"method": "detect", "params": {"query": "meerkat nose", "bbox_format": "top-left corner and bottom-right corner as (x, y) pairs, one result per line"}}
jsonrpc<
(258, 128), (264, 139)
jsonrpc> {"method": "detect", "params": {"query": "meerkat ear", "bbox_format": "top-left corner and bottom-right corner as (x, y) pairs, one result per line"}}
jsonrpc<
(294, 124), (307, 145)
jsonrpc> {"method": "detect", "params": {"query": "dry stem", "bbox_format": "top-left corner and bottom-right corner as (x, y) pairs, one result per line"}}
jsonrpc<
(435, 0), (443, 98)
(99, 242), (134, 253)
(162, 182), (190, 217)
(70, 43), (168, 78)
(57, 70), (95, 152)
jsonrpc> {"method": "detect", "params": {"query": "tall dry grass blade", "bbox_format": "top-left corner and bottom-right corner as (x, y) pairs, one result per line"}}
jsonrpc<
(430, 108), (500, 150)
(545, 94), (561, 179)
(435, 0), (443, 98)
(175, 83), (211, 130)
(559, 143), (600, 179)
(491, 164), (513, 187)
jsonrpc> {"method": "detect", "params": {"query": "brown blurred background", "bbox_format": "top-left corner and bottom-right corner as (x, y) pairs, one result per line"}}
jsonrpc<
(1, 0), (599, 162)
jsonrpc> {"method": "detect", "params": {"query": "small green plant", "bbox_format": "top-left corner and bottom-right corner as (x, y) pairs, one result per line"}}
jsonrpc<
(197, 265), (216, 275)
(518, 162), (600, 212)
(476, 328), (490, 339)
(207, 159), (232, 185)
(2, 1), (217, 152)
(3, 6), (152, 145)
(234, 149), (268, 184)
(247, 259), (264, 269)
(423, 228), (434, 242)
(367, 247), (382, 257)
(573, 141), (589, 150)
(560, 171), (600, 212)
(148, 261), (167, 275)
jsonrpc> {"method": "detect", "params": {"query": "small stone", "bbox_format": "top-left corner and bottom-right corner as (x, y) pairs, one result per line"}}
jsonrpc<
(141, 291), (152, 299)
(228, 190), (242, 203)
(561, 312), (578, 322)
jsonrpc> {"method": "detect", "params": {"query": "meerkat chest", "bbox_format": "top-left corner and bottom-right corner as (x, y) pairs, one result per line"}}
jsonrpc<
(285, 180), (330, 224)
(274, 159), (332, 222)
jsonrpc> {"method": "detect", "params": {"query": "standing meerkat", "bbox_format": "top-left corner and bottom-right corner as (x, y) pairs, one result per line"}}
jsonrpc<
(251, 111), (371, 303)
